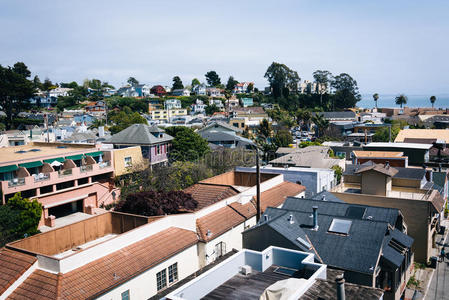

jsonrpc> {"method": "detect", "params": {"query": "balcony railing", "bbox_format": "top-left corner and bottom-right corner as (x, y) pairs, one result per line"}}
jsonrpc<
(58, 169), (73, 177)
(8, 178), (26, 187)
(34, 173), (50, 182)
(99, 161), (111, 169)
(80, 165), (93, 173)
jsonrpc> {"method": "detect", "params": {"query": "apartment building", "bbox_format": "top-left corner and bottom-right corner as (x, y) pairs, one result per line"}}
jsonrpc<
(333, 161), (445, 263)
(0, 142), (117, 228)
(149, 108), (187, 123)
(242, 198), (413, 300)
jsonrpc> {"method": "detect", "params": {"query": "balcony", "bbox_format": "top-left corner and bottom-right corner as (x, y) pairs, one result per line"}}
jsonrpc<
(99, 161), (111, 169)
(33, 173), (50, 182)
(8, 178), (25, 187)
(58, 169), (73, 177)
(80, 165), (93, 173)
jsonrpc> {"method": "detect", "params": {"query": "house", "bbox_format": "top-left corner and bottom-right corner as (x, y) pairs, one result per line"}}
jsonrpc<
(363, 142), (432, 166)
(243, 198), (414, 300)
(134, 84), (151, 97)
(150, 85), (167, 96)
(193, 83), (207, 95)
(317, 111), (356, 122)
(0, 142), (117, 228)
(48, 87), (73, 98)
(395, 129), (449, 144)
(190, 99), (206, 114)
(270, 146), (346, 170)
(73, 113), (97, 125)
(29, 95), (58, 107)
(150, 108), (188, 123)
(233, 81), (253, 94)
(236, 166), (337, 197)
(85, 101), (106, 116)
(208, 99), (224, 110)
(171, 88), (191, 96)
(104, 124), (173, 166)
(164, 99), (182, 110)
(352, 150), (409, 167)
(198, 121), (254, 149)
(241, 97), (254, 107)
(206, 87), (223, 97)
(333, 161), (445, 262)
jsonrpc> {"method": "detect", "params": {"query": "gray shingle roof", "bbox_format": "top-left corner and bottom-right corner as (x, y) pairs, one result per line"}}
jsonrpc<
(199, 131), (255, 147)
(300, 278), (384, 300)
(311, 191), (344, 203)
(199, 121), (243, 133)
(104, 124), (173, 145)
(345, 162), (427, 180)
(318, 111), (356, 119)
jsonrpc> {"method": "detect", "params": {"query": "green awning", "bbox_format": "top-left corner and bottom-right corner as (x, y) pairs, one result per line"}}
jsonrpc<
(43, 157), (65, 164)
(65, 154), (84, 161)
(19, 161), (43, 168)
(0, 164), (19, 173)
(85, 151), (103, 157)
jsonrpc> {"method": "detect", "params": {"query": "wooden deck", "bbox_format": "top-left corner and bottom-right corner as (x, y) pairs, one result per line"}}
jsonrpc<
(201, 266), (292, 300)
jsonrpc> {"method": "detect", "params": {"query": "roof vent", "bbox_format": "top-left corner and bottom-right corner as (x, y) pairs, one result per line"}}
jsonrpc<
(206, 229), (212, 237)
(385, 161), (390, 169)
(288, 214), (294, 224)
(264, 215), (269, 222)
(322, 195), (326, 201)
(113, 273), (120, 280)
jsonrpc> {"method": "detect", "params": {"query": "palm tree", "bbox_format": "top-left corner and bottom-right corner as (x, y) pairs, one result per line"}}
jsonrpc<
(312, 113), (330, 138)
(372, 93), (379, 108)
(430, 95), (436, 108)
(395, 94), (408, 108)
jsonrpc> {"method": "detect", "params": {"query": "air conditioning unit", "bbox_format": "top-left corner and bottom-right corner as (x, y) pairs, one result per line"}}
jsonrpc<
(241, 265), (252, 275)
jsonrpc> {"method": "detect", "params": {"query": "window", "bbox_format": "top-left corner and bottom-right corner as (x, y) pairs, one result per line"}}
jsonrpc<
(124, 156), (132, 167)
(168, 263), (178, 283)
(121, 290), (130, 300)
(157, 145), (160, 155)
(328, 218), (352, 235)
(156, 269), (167, 291)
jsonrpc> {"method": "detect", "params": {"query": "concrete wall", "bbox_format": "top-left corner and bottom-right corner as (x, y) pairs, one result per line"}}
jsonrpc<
(332, 192), (432, 262)
(96, 244), (199, 300)
(112, 146), (145, 176)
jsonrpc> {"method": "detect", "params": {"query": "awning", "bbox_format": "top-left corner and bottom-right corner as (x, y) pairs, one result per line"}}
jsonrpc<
(43, 157), (65, 164)
(0, 164), (19, 173)
(19, 161), (43, 168)
(65, 154), (84, 161)
(85, 151), (103, 157)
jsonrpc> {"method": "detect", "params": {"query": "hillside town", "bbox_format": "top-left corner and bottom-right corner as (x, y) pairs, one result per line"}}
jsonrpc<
(0, 60), (448, 300)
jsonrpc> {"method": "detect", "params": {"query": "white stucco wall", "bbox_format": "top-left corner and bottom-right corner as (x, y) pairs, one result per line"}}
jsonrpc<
(95, 244), (199, 300)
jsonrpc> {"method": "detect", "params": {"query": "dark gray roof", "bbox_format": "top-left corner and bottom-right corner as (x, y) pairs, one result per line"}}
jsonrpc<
(311, 191), (344, 203)
(300, 278), (384, 300)
(250, 198), (413, 275)
(199, 131), (255, 147)
(344, 162), (426, 180)
(433, 172), (448, 191)
(199, 121), (243, 133)
(318, 111), (356, 119)
(282, 197), (400, 225)
(104, 124), (173, 145)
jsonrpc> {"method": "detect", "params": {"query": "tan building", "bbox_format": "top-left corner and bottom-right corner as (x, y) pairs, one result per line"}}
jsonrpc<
(333, 161), (444, 263)
(352, 151), (408, 168)
(112, 146), (146, 176)
(395, 129), (449, 144)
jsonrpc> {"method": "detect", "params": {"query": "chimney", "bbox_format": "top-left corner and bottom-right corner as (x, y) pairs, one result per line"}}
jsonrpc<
(336, 275), (345, 300)
(385, 161), (390, 169)
(312, 206), (318, 230)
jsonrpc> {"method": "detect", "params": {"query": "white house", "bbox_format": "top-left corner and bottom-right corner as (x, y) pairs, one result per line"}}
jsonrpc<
(48, 87), (73, 98)
(191, 99), (206, 114)
(193, 83), (207, 95)
(164, 99), (182, 110)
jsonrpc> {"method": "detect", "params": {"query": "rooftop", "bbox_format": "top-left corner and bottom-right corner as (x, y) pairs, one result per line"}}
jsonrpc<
(352, 150), (404, 158)
(104, 123), (173, 145)
(0, 142), (97, 165)
(300, 278), (384, 300)
(395, 129), (449, 143)
(364, 142), (433, 150)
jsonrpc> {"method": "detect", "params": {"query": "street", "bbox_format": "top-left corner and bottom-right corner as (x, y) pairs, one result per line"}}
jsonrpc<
(426, 225), (449, 300)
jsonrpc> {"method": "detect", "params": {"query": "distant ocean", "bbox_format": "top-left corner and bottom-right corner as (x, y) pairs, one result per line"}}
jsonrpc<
(358, 94), (449, 109)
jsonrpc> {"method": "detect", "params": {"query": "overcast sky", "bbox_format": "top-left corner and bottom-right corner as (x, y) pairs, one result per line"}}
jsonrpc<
(1, 0), (448, 94)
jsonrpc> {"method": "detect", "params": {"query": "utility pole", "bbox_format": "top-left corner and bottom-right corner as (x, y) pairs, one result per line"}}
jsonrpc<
(256, 149), (261, 222)
(389, 125), (391, 143)
(45, 113), (50, 143)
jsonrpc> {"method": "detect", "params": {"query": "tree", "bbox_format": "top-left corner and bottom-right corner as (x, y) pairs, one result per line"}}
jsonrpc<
(127, 77), (139, 86)
(7, 192), (42, 237)
(331, 165), (343, 184)
(273, 130), (293, 147)
(165, 126), (209, 161)
(226, 76), (238, 92)
(205, 71), (221, 87)
(312, 70), (333, 105)
(191, 78), (201, 87)
(0, 62), (35, 129)
(205, 104), (220, 115)
(42, 78), (56, 91)
(312, 113), (330, 138)
(257, 118), (273, 139)
(373, 93), (379, 108)
(172, 76), (184, 90)
(430, 95), (436, 108)
(331, 73), (361, 108)
(247, 83), (254, 93)
(109, 111), (147, 134)
(33, 75), (43, 90)
(115, 190), (198, 216)
(264, 62), (300, 98)
(395, 94), (407, 108)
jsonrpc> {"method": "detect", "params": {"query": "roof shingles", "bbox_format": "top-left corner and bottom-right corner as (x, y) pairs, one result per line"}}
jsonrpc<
(0, 248), (36, 295)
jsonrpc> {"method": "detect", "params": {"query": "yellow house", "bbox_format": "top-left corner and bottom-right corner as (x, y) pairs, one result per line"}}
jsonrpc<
(150, 109), (187, 122)
(112, 146), (146, 176)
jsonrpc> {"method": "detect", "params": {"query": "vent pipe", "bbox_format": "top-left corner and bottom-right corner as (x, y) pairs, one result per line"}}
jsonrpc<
(336, 275), (345, 300)
(256, 150), (261, 222)
(312, 206), (318, 230)
(288, 214), (294, 224)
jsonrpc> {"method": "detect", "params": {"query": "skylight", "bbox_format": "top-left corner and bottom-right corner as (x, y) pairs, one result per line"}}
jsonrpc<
(345, 206), (366, 219)
(328, 218), (352, 235)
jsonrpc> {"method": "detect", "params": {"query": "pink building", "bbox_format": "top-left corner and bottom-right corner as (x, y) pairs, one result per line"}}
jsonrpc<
(0, 142), (118, 228)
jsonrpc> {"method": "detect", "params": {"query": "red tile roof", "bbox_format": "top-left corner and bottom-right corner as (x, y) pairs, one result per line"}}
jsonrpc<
(0, 248), (36, 295)
(184, 183), (239, 211)
(197, 182), (305, 241)
(8, 227), (198, 300)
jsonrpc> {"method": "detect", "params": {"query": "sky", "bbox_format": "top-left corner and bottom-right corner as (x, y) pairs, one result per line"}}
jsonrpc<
(1, 0), (448, 95)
